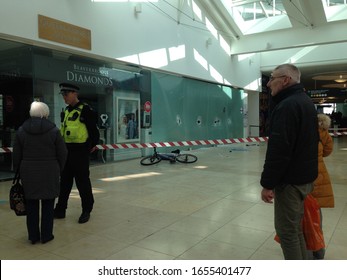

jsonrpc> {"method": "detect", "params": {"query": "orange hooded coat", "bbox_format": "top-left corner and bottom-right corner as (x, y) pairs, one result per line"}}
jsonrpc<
(311, 127), (334, 208)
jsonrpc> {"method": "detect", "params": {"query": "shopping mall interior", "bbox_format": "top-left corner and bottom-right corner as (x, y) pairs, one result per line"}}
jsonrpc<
(1, 0), (347, 262)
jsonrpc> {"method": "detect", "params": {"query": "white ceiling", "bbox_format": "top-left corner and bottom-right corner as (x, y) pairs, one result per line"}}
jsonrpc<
(2, 0), (347, 97)
(197, 0), (347, 92)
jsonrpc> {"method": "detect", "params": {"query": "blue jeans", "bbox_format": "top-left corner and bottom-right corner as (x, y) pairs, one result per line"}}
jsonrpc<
(275, 183), (314, 260)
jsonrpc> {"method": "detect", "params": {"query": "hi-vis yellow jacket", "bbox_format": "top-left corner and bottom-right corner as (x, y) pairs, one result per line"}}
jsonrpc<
(61, 104), (88, 143)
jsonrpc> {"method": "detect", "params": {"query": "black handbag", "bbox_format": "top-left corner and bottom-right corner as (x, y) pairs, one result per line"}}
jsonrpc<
(9, 169), (26, 216)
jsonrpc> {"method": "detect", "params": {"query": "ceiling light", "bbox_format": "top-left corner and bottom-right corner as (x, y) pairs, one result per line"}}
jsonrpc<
(312, 73), (347, 81)
(322, 83), (347, 89)
(334, 75), (347, 83)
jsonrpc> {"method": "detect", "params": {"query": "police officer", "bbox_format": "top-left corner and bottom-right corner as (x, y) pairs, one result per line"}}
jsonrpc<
(54, 83), (100, 223)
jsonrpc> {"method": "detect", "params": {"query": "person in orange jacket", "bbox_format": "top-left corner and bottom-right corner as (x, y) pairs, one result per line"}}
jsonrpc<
(310, 113), (334, 259)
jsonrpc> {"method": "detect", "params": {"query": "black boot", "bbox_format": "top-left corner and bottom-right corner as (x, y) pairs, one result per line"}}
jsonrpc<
(78, 212), (90, 224)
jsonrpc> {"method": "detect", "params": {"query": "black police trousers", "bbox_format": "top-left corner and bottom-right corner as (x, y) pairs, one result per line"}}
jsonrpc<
(55, 149), (94, 214)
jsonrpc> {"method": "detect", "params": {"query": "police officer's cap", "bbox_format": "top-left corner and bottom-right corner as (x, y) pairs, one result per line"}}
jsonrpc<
(59, 83), (79, 94)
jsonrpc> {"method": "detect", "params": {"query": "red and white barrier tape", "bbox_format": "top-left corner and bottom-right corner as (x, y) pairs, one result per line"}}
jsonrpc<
(0, 147), (13, 153)
(0, 137), (268, 153)
(329, 131), (347, 136)
(1, 131), (346, 153)
(94, 137), (268, 151)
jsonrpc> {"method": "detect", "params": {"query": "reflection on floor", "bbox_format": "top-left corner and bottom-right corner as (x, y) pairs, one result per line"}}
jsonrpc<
(1, 138), (347, 260)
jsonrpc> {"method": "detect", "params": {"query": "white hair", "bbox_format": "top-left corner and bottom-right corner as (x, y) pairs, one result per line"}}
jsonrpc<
(275, 63), (301, 84)
(29, 101), (50, 118)
(317, 113), (331, 130)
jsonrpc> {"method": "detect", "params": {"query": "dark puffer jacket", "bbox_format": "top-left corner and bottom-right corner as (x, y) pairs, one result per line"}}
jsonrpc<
(260, 84), (318, 189)
(13, 117), (67, 200)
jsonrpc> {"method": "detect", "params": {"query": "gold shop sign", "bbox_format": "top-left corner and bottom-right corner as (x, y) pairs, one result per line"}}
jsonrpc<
(38, 15), (91, 50)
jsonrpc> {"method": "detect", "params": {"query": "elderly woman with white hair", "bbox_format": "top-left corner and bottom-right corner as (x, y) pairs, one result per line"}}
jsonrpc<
(13, 101), (67, 244)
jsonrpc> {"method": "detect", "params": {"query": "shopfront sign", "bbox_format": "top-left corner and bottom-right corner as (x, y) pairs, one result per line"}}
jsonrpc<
(66, 64), (113, 86)
(33, 55), (114, 87)
(38, 15), (91, 50)
(33, 55), (139, 90)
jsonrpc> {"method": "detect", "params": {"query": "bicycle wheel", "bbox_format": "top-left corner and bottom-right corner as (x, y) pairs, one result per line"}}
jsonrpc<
(175, 154), (198, 163)
(140, 155), (162, 165)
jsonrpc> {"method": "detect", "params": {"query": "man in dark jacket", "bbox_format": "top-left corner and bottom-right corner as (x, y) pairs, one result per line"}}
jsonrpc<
(54, 83), (100, 224)
(260, 64), (318, 260)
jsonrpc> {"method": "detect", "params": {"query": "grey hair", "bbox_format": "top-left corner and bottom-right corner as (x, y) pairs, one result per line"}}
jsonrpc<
(317, 113), (331, 130)
(274, 63), (301, 84)
(29, 101), (50, 118)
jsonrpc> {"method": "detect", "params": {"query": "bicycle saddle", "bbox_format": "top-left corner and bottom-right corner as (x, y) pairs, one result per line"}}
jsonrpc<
(171, 149), (180, 154)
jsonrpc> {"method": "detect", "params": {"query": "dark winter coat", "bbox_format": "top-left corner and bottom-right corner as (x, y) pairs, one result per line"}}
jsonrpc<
(260, 84), (319, 189)
(13, 117), (68, 200)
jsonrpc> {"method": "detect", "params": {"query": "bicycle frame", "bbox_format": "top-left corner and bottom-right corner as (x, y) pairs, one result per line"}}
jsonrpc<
(140, 147), (197, 166)
(158, 152), (179, 161)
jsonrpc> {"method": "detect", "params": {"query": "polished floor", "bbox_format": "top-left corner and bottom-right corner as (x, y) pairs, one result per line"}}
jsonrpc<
(1, 138), (347, 260)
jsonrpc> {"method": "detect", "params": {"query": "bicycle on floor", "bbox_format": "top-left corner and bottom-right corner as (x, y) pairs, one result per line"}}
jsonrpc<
(140, 147), (198, 165)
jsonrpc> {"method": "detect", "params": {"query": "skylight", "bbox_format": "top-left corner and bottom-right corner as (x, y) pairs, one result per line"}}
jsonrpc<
(231, 0), (286, 21)
(91, 0), (158, 2)
(221, 0), (291, 35)
(324, 0), (347, 6)
(322, 0), (347, 22)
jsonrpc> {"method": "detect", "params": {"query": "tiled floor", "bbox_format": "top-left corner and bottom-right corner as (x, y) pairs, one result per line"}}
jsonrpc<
(1, 137), (347, 260)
